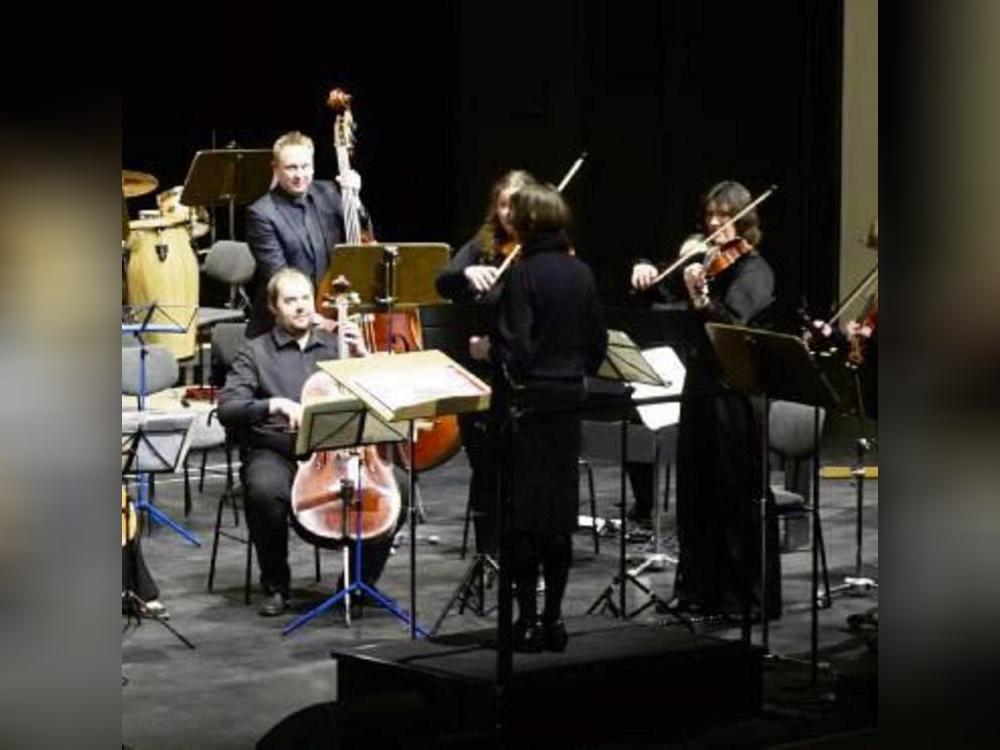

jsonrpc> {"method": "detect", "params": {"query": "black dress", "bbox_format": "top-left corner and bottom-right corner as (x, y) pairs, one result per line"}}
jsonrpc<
(672, 251), (783, 618)
(494, 232), (608, 623)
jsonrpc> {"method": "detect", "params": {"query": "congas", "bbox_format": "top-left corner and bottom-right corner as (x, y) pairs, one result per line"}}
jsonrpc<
(126, 216), (199, 360)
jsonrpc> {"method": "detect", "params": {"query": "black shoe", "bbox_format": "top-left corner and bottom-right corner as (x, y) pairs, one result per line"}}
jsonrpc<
(542, 620), (569, 652)
(258, 591), (288, 617)
(513, 619), (545, 653)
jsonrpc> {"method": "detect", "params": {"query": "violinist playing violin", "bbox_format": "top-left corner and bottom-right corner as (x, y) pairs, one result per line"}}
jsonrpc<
(218, 268), (406, 617)
(632, 180), (782, 621)
(435, 170), (537, 558)
(811, 216), (878, 420)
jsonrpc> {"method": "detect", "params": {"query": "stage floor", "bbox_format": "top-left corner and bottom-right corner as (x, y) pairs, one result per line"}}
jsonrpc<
(122, 438), (877, 748)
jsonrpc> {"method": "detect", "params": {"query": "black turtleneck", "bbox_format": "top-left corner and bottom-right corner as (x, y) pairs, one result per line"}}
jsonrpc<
(495, 232), (607, 384)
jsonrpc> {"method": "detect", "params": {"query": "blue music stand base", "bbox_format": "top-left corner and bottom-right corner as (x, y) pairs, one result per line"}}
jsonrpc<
(282, 580), (429, 637)
(135, 499), (201, 547)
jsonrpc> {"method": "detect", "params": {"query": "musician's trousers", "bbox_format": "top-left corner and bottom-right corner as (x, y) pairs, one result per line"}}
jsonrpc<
(243, 448), (404, 596)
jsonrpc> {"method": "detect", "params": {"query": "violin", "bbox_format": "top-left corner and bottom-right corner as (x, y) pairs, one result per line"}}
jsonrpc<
(847, 297), (877, 366)
(645, 184), (778, 288)
(704, 237), (754, 279)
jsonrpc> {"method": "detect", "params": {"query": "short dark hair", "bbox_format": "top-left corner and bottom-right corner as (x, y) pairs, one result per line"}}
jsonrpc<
(509, 182), (571, 243)
(701, 180), (762, 247)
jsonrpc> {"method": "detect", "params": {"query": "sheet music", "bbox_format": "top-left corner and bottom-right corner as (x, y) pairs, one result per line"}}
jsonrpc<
(351, 364), (486, 412)
(631, 346), (686, 431)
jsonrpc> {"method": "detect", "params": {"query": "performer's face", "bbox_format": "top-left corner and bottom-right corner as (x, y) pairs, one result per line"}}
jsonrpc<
(496, 186), (518, 239)
(274, 144), (315, 197)
(705, 202), (738, 245)
(270, 275), (315, 335)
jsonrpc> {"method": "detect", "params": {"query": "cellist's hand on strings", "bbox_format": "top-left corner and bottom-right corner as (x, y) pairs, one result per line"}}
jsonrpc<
(335, 169), (362, 193)
(269, 398), (304, 431)
(464, 265), (500, 293)
(309, 313), (369, 355)
(630, 262), (659, 291)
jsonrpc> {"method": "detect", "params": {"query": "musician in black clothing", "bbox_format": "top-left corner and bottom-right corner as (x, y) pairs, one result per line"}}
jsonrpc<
(644, 180), (781, 620)
(218, 268), (405, 617)
(435, 170), (536, 557)
(494, 183), (608, 651)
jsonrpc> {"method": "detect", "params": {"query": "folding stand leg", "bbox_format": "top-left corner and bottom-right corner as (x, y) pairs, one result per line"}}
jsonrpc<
(586, 415), (669, 620)
(282, 469), (428, 637)
(431, 553), (499, 635)
(133, 474), (201, 546)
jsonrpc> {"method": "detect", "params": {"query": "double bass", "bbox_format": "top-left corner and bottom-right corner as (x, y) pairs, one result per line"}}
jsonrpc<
(289, 281), (402, 548)
(315, 87), (461, 473)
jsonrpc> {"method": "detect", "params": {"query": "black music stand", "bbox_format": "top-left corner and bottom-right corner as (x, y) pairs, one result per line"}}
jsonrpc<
(706, 323), (839, 686)
(180, 149), (272, 240)
(121, 410), (197, 649)
(314, 349), (491, 639)
(586, 331), (675, 620)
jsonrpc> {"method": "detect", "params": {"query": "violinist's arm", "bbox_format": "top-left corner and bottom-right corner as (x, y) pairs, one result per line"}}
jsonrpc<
(630, 261), (659, 291)
(437, 238), (488, 302)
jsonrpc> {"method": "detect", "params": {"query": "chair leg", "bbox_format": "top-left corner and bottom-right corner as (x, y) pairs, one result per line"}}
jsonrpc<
(815, 506), (833, 606)
(207, 489), (227, 593)
(183, 457), (192, 518)
(244, 532), (253, 606)
(314, 546), (321, 583)
(199, 450), (208, 493)
(226, 447), (239, 527)
(582, 459), (599, 555)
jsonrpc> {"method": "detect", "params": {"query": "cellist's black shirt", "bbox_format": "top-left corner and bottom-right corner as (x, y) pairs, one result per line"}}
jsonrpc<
(218, 326), (340, 457)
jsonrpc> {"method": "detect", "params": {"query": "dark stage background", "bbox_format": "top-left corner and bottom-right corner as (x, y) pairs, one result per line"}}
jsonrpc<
(124, 1), (843, 314)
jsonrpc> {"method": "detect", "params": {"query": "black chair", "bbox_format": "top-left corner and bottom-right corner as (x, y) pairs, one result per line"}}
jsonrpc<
(205, 322), (322, 604)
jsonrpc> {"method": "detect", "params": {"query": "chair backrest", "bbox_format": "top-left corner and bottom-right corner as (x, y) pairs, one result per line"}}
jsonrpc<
(210, 322), (249, 385)
(122, 345), (178, 396)
(768, 400), (826, 459)
(203, 241), (256, 287)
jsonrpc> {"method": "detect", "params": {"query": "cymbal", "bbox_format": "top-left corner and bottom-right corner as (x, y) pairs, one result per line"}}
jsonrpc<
(122, 169), (159, 198)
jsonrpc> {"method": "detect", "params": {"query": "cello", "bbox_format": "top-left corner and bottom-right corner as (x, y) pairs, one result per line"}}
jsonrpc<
(289, 280), (402, 549)
(315, 87), (461, 472)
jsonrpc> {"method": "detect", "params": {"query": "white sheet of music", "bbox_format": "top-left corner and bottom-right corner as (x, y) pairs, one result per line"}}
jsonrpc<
(631, 346), (686, 431)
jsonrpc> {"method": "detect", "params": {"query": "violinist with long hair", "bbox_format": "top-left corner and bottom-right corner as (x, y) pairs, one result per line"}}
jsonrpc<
(633, 180), (781, 621)
(435, 170), (536, 558)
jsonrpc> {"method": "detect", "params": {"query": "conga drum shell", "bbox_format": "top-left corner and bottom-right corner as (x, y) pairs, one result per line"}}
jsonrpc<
(126, 222), (199, 360)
